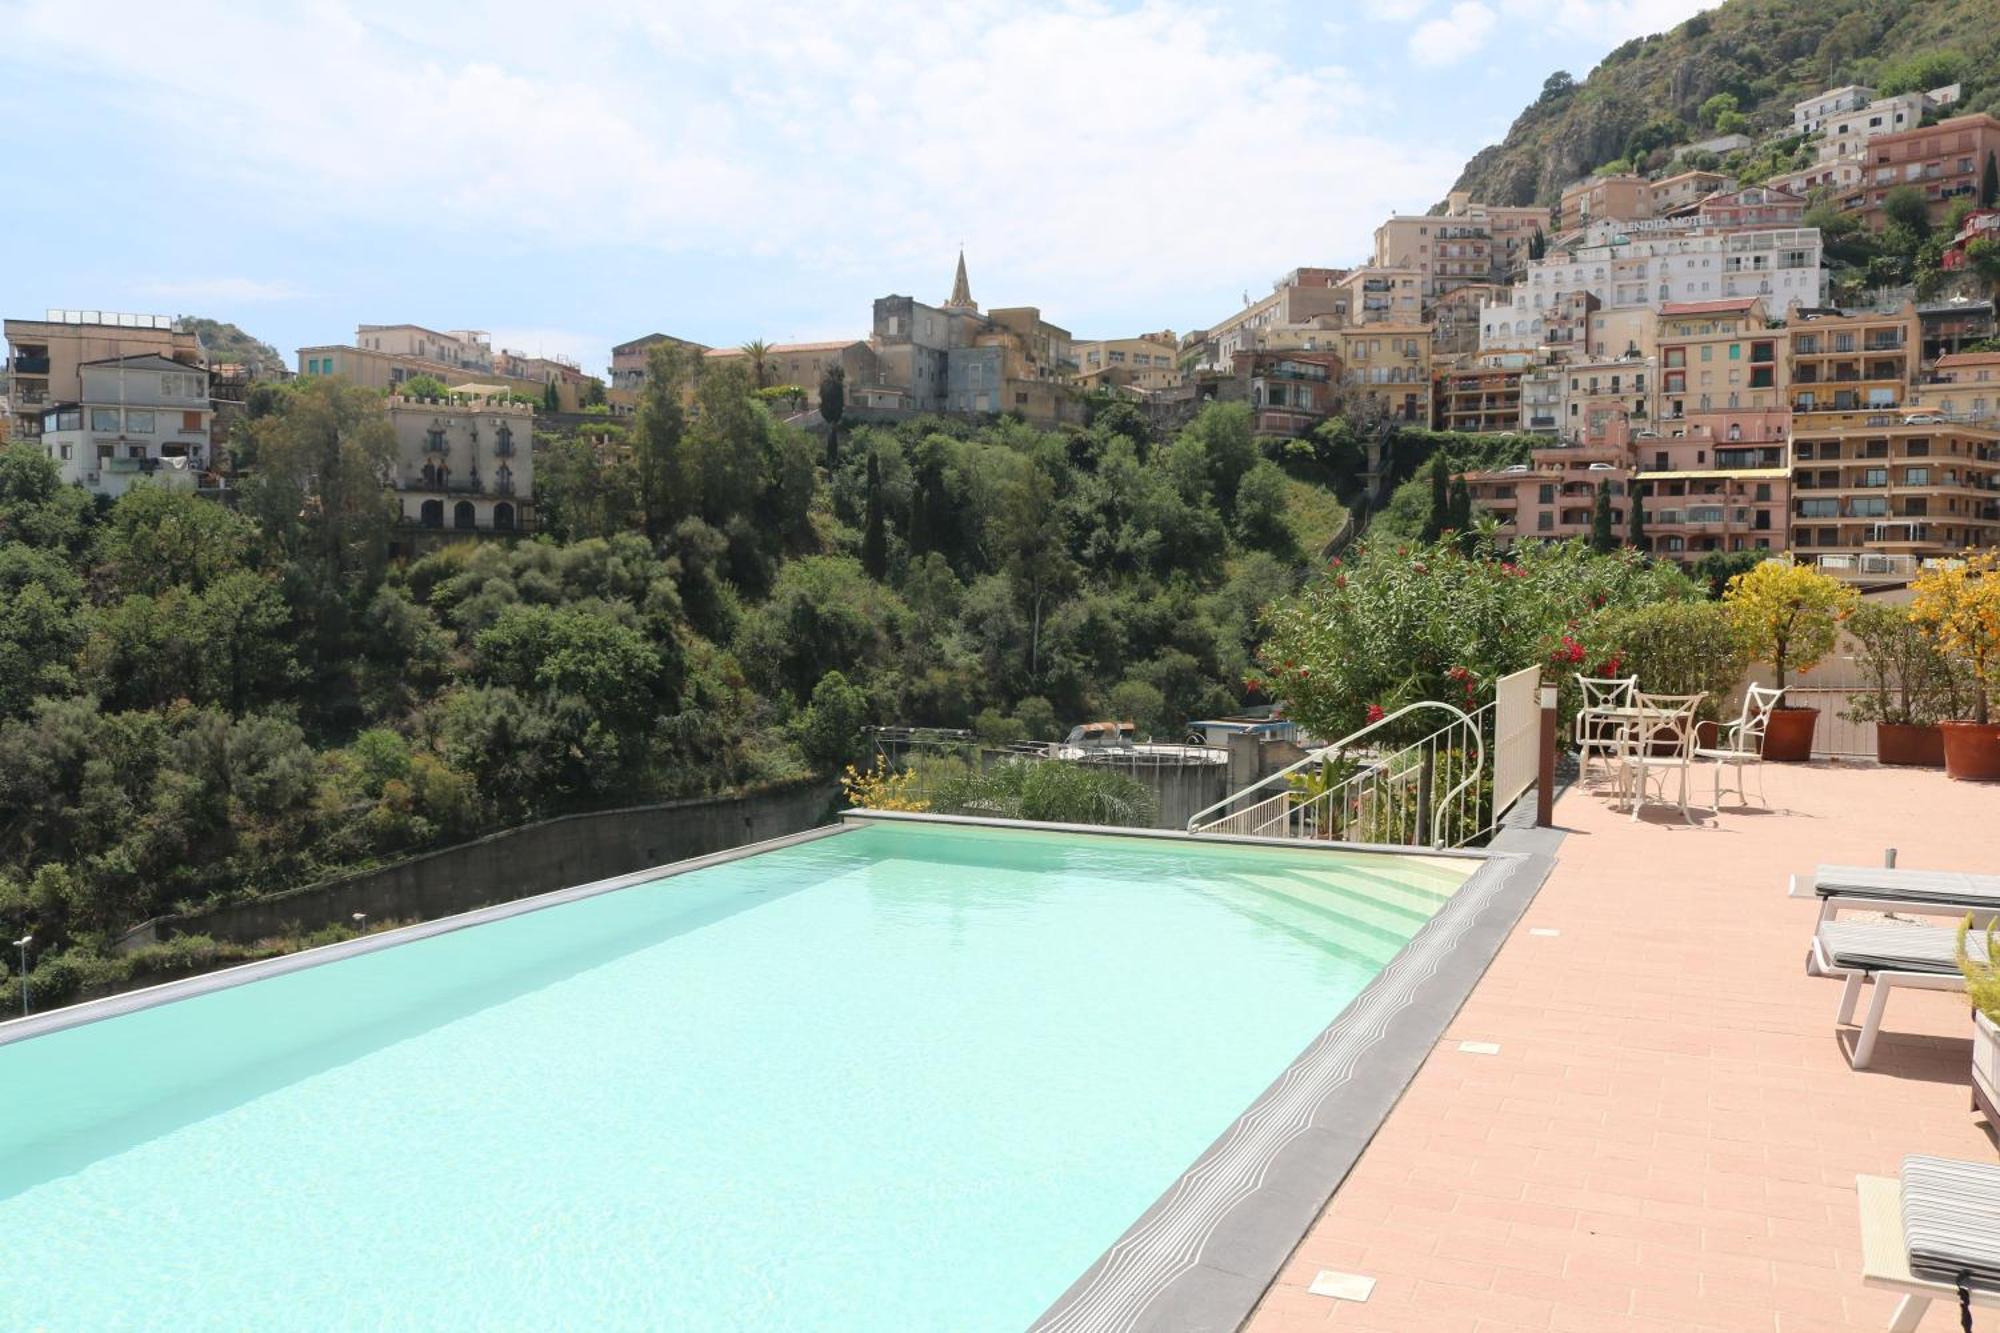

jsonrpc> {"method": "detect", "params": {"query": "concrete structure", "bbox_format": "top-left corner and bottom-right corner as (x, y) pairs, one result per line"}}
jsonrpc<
(1336, 326), (1430, 426)
(1816, 90), (1929, 163)
(1911, 349), (2000, 423)
(1224, 349), (1342, 438)
(1336, 267), (1422, 326)
(1433, 366), (1523, 434)
(1769, 155), (1865, 201)
(1518, 364), (1563, 435)
(1071, 332), (1183, 392)
(4, 310), (202, 441)
(492, 348), (598, 411)
(1941, 209), (2000, 271)
(702, 340), (880, 411)
(1480, 226), (1825, 354)
(608, 332), (708, 393)
(1656, 297), (1784, 420)
(354, 324), (492, 374)
(1785, 301), (1919, 416)
(867, 256), (1079, 427)
(1193, 268), (1349, 371)
(1917, 297), (1996, 368)
(1430, 283), (1505, 362)
(1680, 131), (1753, 157)
(1370, 193), (1549, 304)
(1844, 113), (2000, 229)
(1794, 83), (1877, 136)
(385, 394), (533, 539)
(34, 354), (211, 497)
(1790, 414), (2000, 560)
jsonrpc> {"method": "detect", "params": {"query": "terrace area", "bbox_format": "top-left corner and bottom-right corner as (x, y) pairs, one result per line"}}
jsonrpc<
(1245, 760), (2000, 1332)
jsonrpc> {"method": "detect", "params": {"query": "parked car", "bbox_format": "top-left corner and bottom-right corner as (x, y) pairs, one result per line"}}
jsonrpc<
(1587, 462), (1617, 471)
(1903, 412), (1944, 424)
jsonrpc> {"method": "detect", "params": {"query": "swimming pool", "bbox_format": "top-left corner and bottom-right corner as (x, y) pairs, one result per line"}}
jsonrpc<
(0, 816), (1482, 1330)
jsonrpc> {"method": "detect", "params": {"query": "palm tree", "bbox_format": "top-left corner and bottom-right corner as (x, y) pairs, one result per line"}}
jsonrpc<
(740, 339), (771, 389)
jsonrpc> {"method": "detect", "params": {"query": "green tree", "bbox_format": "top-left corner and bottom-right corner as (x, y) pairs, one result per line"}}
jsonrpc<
(1447, 475), (1473, 535)
(1590, 481), (1615, 553)
(1232, 459), (1294, 555)
(631, 340), (694, 541)
(740, 339), (772, 389)
(241, 376), (397, 586)
(795, 670), (868, 770)
(861, 449), (888, 578)
(1627, 479), (1647, 552)
(1526, 228), (1546, 261)
(541, 379), (559, 413)
(1721, 557), (1856, 691)
(0, 442), (91, 552)
(1883, 185), (1932, 239)
(0, 543), (83, 718)
(1420, 455), (1449, 542)
(1698, 92), (1738, 129)
(1984, 151), (1998, 209)
(819, 363), (846, 468)
(400, 374), (449, 399)
(95, 485), (256, 597)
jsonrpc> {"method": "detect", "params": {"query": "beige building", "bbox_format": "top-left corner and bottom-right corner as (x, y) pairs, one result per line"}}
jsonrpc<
(1372, 193), (1548, 304)
(1194, 268), (1350, 370)
(1337, 267), (1422, 325)
(385, 393), (533, 542)
(1786, 302), (1919, 417)
(1790, 414), (2000, 561)
(1560, 352), (1660, 445)
(702, 340), (881, 412)
(608, 332), (709, 394)
(1558, 175), (1651, 233)
(355, 324), (493, 374)
(1071, 332), (1182, 391)
(1646, 169), (1734, 216)
(867, 254), (1081, 426)
(1656, 298), (1784, 420)
(1911, 350), (2000, 423)
(1337, 325), (1430, 426)
(5, 310), (203, 441)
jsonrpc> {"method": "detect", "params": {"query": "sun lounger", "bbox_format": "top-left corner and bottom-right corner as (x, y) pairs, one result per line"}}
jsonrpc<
(1790, 864), (2000, 924)
(1857, 1161), (2000, 1331)
(1810, 920), (1986, 1069)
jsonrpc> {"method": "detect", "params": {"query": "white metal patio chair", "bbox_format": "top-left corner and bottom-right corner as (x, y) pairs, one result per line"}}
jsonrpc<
(1694, 684), (1784, 809)
(1613, 691), (1704, 824)
(1574, 673), (1638, 779)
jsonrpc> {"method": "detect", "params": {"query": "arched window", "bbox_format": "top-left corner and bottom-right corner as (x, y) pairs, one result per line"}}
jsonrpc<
(419, 499), (443, 528)
(494, 502), (516, 531)
(453, 500), (476, 530)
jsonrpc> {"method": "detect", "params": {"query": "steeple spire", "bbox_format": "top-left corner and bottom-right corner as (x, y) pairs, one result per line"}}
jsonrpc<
(944, 248), (976, 311)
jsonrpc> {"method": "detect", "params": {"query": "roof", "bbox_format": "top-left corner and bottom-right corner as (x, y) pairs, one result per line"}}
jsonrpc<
(1936, 351), (2000, 367)
(1634, 467), (1790, 482)
(703, 340), (861, 357)
(1659, 299), (1760, 316)
(79, 354), (205, 373)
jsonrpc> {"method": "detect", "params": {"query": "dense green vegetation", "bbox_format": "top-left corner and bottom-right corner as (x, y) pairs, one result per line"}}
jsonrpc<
(0, 357), (1347, 1007)
(1453, 0), (2000, 207)
(180, 317), (288, 377)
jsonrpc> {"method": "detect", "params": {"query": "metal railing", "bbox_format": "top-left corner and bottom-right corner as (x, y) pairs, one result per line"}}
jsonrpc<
(1185, 701), (1489, 848)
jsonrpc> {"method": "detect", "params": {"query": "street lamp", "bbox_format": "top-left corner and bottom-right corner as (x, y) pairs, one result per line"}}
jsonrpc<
(351, 913), (368, 935)
(12, 935), (31, 1017)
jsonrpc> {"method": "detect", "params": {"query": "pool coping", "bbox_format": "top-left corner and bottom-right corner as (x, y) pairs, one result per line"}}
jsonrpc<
(0, 822), (856, 1048)
(1019, 816), (1562, 1333)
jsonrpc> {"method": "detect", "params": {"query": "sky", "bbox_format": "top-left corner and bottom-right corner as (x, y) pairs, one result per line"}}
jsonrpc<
(0, 0), (1714, 379)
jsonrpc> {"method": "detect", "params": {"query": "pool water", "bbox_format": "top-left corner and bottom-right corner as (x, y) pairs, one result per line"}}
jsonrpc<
(0, 819), (1470, 1330)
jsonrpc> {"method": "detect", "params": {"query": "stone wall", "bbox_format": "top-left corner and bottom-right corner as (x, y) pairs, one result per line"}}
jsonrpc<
(121, 779), (840, 950)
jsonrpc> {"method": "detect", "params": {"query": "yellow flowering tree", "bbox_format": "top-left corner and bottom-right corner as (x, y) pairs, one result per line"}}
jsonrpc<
(1910, 551), (2000, 725)
(840, 758), (929, 812)
(1721, 557), (1856, 691)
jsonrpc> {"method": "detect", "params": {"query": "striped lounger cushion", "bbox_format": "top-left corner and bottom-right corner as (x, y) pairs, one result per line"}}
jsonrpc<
(1814, 866), (2000, 905)
(1816, 920), (1986, 974)
(1902, 1155), (2000, 1290)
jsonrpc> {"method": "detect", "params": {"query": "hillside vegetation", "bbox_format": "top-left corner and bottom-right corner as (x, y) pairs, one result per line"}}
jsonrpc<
(1451, 0), (2000, 206)
(181, 316), (287, 376)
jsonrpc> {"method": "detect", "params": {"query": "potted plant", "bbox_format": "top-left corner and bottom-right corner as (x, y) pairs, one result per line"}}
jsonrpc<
(1722, 558), (1857, 762)
(1910, 551), (2000, 781)
(1839, 603), (1966, 766)
(1958, 917), (2000, 1129)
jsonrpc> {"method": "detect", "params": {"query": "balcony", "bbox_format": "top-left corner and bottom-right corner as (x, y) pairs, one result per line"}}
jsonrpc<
(9, 355), (50, 375)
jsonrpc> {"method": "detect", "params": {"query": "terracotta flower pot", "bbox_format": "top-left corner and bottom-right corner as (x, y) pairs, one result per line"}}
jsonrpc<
(1760, 706), (1818, 762)
(1695, 720), (1720, 749)
(1940, 721), (2000, 782)
(1874, 722), (1945, 768)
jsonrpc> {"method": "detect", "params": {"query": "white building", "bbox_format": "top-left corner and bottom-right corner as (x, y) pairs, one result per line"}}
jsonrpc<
(37, 354), (210, 497)
(1479, 226), (1825, 354)
(1793, 85), (1876, 137)
(355, 324), (494, 375)
(1816, 91), (1929, 163)
(385, 394), (532, 537)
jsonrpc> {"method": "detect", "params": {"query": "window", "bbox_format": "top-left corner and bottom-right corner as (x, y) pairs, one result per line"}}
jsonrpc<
(91, 408), (120, 431)
(1728, 344), (1741, 360)
(1905, 439), (1930, 457)
(1015, 391), (1028, 406)
(1537, 512), (1554, 532)
(1905, 467), (1930, 485)
(125, 411), (154, 433)
(127, 445), (145, 460)
(183, 411), (203, 432)
(1861, 468), (1888, 487)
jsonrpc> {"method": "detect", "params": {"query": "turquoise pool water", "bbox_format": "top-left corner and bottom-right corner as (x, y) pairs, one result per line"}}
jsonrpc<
(0, 819), (1469, 1331)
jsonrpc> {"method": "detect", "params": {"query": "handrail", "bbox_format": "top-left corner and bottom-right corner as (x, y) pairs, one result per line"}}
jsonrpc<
(1184, 699), (1483, 838)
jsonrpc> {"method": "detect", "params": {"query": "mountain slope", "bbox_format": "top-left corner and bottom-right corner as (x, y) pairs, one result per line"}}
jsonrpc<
(180, 317), (286, 376)
(1450, 0), (2000, 207)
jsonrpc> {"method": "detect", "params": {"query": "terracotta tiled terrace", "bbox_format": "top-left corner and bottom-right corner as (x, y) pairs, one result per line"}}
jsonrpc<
(1247, 761), (2000, 1332)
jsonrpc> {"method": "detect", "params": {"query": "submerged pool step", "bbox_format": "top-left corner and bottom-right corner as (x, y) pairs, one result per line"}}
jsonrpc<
(1230, 865), (1452, 928)
(1189, 884), (1404, 971)
(1198, 876), (1417, 966)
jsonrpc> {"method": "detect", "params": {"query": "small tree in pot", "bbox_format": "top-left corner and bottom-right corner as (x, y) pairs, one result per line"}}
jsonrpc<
(1910, 551), (2000, 781)
(1839, 603), (1967, 766)
(1722, 558), (1856, 761)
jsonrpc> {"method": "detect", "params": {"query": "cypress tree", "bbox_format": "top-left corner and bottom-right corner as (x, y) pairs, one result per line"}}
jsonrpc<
(1591, 480), (1616, 553)
(1421, 455), (1449, 542)
(1448, 475), (1473, 532)
(1984, 151), (1999, 209)
(541, 379), (559, 413)
(1627, 479), (1647, 552)
(861, 449), (888, 578)
(819, 364), (846, 468)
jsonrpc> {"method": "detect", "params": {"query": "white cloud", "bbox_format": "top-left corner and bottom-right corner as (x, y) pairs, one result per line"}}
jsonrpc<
(1497, 0), (1715, 47)
(135, 277), (303, 304)
(1360, 0), (1429, 19)
(1, 0), (1472, 339)
(1409, 2), (1498, 66)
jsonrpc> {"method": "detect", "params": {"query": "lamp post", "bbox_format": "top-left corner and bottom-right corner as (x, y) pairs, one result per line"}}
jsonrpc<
(13, 935), (31, 1017)
(352, 912), (368, 936)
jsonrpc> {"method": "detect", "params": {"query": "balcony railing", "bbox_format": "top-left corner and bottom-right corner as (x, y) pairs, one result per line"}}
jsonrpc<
(9, 355), (50, 375)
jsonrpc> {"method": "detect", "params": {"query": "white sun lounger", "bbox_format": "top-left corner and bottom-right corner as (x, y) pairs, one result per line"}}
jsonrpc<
(1810, 920), (1984, 1069)
(1858, 1164), (2000, 1331)
(1790, 863), (2000, 925)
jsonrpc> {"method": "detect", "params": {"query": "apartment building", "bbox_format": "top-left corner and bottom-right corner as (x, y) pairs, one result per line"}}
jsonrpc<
(492, 349), (597, 410)
(1789, 414), (2000, 561)
(1337, 267), (1422, 325)
(36, 355), (212, 497)
(1370, 193), (1548, 303)
(867, 255), (1080, 426)
(1785, 302), (1919, 416)
(1480, 226), (1825, 354)
(607, 332), (708, 394)
(385, 394), (533, 541)
(1071, 332), (1182, 391)
(1845, 114), (2000, 229)
(1794, 85), (1877, 136)
(1769, 157), (1865, 201)
(1432, 366), (1522, 434)
(1910, 350), (2000, 423)
(703, 340), (880, 411)
(1647, 170), (1734, 217)
(1194, 268), (1349, 370)
(1227, 350), (1342, 439)
(1656, 298), (1784, 420)
(1558, 175), (1650, 233)
(1519, 364), (1563, 435)
(355, 325), (493, 375)
(1941, 210), (2000, 271)
(1919, 298), (1997, 368)
(1336, 325), (1430, 426)
(1816, 91), (1929, 162)
(1695, 186), (1807, 232)
(1560, 352), (1659, 445)
(5, 310), (203, 441)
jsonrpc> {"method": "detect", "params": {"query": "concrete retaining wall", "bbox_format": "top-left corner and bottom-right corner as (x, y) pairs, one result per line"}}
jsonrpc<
(122, 779), (841, 950)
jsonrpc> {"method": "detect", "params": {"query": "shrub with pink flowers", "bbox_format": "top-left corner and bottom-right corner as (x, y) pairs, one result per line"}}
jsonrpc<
(1260, 536), (1698, 740)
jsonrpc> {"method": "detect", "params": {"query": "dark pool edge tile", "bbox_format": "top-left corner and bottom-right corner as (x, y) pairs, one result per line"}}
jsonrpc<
(1028, 820), (1566, 1333)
